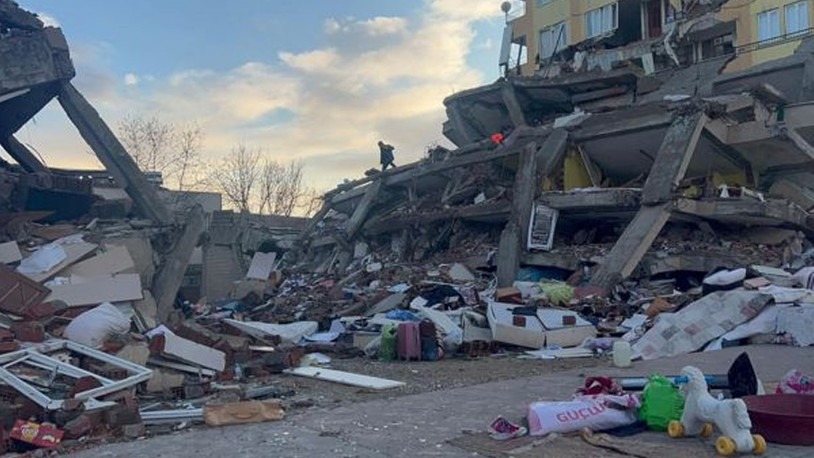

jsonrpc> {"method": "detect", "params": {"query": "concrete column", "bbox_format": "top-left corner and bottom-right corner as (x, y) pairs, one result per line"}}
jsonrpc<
(0, 135), (46, 173)
(57, 82), (172, 224)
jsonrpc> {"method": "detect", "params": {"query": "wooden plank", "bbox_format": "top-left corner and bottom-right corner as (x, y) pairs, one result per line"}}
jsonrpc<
(0, 241), (22, 264)
(590, 203), (672, 289)
(641, 112), (706, 204)
(0, 265), (49, 315)
(283, 367), (405, 390)
(246, 252), (276, 280)
(63, 245), (135, 278)
(45, 273), (143, 307)
(24, 242), (97, 283)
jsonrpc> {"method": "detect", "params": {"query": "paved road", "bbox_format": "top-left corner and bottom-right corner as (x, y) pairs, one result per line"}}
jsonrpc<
(70, 346), (814, 457)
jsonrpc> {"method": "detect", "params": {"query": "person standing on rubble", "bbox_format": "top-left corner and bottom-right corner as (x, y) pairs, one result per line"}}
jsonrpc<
(379, 141), (396, 171)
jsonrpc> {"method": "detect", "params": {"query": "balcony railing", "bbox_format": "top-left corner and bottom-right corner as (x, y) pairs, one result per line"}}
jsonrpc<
(736, 27), (814, 54)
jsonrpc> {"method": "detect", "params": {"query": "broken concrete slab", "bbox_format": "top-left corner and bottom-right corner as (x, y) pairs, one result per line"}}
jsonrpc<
(149, 330), (226, 372)
(245, 251), (276, 281)
(153, 205), (205, 323)
(64, 245), (135, 278)
(146, 369), (185, 394)
(0, 241), (22, 264)
(448, 263), (475, 282)
(46, 274), (142, 307)
(57, 82), (172, 224)
(367, 293), (406, 316)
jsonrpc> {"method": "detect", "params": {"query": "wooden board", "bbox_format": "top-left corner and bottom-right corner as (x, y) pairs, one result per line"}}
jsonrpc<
(24, 242), (97, 283)
(0, 241), (22, 264)
(283, 367), (405, 390)
(64, 245), (135, 278)
(45, 273), (142, 307)
(154, 332), (226, 372)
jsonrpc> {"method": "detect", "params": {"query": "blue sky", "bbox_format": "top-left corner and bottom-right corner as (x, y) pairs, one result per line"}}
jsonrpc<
(17, 0), (519, 191)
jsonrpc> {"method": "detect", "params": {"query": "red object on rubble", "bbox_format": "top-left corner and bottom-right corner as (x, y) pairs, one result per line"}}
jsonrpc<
(10, 420), (63, 448)
(491, 133), (505, 144)
(744, 394), (814, 445)
(576, 377), (623, 396)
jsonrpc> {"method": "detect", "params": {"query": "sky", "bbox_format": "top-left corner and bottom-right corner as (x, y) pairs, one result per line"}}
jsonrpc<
(15, 0), (523, 191)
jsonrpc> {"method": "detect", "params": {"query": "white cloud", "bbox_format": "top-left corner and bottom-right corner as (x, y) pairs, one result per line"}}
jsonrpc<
(36, 12), (60, 27)
(124, 73), (139, 86)
(17, 0), (504, 191)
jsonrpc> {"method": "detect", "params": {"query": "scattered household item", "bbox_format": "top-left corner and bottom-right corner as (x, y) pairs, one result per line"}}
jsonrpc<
(743, 394), (814, 445)
(668, 366), (766, 456)
(204, 400), (284, 426)
(488, 416), (527, 441)
(639, 374), (684, 431)
(612, 340), (631, 367)
(63, 302), (131, 348)
(527, 394), (639, 436)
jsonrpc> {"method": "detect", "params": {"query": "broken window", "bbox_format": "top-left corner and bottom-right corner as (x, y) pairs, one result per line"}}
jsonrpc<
(785, 1), (809, 36)
(585, 3), (618, 39)
(539, 22), (567, 59)
(757, 8), (781, 42)
(700, 33), (735, 60)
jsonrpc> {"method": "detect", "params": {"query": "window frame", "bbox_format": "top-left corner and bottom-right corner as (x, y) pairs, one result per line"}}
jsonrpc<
(785, 1), (809, 35)
(585, 3), (619, 39)
(757, 8), (781, 41)
(539, 22), (568, 59)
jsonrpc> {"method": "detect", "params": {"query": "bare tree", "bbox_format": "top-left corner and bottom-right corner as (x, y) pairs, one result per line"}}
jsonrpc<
(174, 122), (204, 191)
(256, 159), (307, 216)
(119, 114), (206, 192)
(298, 186), (324, 217)
(119, 114), (176, 181)
(210, 145), (261, 213)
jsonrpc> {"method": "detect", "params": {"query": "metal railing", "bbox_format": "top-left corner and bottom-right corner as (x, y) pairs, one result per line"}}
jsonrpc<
(736, 27), (814, 54)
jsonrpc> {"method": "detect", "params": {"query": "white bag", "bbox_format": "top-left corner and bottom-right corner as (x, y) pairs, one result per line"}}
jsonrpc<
(64, 302), (131, 348)
(527, 394), (639, 436)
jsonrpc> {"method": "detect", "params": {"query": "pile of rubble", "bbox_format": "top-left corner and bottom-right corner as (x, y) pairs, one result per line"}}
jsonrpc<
(7, 0), (814, 453)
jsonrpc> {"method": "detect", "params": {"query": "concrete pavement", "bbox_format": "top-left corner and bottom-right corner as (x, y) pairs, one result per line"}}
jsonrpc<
(69, 345), (814, 457)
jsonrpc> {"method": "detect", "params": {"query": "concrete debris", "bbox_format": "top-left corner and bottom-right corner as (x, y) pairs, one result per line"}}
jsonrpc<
(7, 0), (814, 453)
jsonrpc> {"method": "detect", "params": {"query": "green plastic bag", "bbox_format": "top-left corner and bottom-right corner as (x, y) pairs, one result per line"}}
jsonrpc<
(378, 323), (397, 361)
(639, 373), (684, 431)
(540, 283), (574, 307)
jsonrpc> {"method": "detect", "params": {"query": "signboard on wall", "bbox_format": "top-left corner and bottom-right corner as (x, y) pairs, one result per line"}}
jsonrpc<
(527, 203), (558, 251)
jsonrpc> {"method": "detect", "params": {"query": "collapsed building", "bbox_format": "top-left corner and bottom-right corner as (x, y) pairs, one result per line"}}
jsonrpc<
(301, 0), (814, 298)
(3, 0), (814, 451)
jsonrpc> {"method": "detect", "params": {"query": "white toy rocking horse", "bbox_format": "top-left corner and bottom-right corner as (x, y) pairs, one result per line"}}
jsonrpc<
(668, 366), (766, 456)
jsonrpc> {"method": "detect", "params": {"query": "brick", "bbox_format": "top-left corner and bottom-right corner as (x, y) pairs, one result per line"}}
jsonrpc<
(495, 287), (523, 304)
(69, 376), (102, 398)
(10, 322), (44, 343)
(0, 342), (19, 354)
(63, 415), (93, 439)
(22, 301), (55, 321)
(122, 422), (145, 438)
(0, 329), (14, 342)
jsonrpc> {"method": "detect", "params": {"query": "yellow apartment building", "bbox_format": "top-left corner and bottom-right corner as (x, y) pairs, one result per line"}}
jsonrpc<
(506, 0), (814, 75)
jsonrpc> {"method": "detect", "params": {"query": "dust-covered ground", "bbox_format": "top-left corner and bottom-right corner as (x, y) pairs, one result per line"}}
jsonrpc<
(275, 352), (610, 408)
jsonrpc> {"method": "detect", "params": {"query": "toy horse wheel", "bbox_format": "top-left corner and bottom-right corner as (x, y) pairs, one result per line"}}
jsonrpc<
(700, 423), (714, 438)
(752, 434), (767, 455)
(715, 436), (737, 456)
(667, 420), (684, 438)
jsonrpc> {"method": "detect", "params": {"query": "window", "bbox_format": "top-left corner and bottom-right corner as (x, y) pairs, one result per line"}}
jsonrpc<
(539, 22), (567, 58)
(757, 9), (781, 41)
(786, 1), (809, 35)
(700, 33), (735, 59)
(585, 3), (618, 38)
